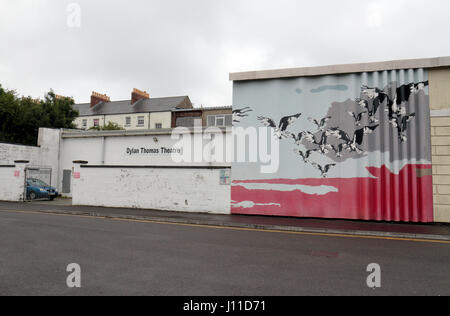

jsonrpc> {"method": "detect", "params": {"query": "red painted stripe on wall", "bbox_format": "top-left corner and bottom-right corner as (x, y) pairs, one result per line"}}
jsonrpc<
(231, 164), (433, 223)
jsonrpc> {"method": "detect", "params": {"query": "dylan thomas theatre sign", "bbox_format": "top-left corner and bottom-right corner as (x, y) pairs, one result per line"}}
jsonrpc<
(126, 147), (183, 156)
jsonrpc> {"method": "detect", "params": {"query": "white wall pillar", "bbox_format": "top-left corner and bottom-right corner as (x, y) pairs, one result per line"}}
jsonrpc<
(71, 160), (88, 205)
(14, 160), (28, 201)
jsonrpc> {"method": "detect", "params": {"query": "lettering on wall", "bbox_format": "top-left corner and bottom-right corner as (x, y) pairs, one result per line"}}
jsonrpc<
(126, 147), (183, 156)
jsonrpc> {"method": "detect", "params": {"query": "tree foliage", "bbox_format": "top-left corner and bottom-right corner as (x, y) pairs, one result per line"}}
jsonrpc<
(0, 85), (79, 145)
(89, 122), (124, 131)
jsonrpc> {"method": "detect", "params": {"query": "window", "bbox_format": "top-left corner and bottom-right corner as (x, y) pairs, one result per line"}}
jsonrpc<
(137, 116), (145, 127)
(155, 123), (162, 129)
(125, 116), (131, 127)
(82, 119), (87, 129)
(176, 116), (202, 127)
(207, 115), (232, 127)
(215, 116), (225, 127)
(93, 119), (99, 127)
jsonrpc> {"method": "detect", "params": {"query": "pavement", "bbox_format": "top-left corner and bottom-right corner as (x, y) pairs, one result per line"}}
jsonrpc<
(0, 208), (449, 295)
(0, 199), (449, 242)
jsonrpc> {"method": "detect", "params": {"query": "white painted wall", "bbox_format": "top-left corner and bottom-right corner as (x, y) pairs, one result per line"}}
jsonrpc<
(0, 128), (232, 209)
(74, 115), (106, 130)
(73, 112), (172, 131)
(58, 130), (232, 195)
(0, 129), (60, 187)
(0, 128), (232, 213)
(149, 112), (172, 129)
(0, 163), (27, 201)
(72, 164), (231, 214)
(0, 143), (40, 165)
(105, 113), (150, 130)
(37, 128), (61, 187)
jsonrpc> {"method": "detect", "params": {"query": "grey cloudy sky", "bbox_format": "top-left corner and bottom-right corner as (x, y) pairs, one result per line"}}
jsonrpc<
(0, 0), (449, 107)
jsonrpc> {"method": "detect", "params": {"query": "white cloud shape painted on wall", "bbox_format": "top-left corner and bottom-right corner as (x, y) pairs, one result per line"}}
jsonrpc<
(233, 183), (339, 195)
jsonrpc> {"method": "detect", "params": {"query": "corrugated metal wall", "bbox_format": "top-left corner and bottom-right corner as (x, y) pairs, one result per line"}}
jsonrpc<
(232, 69), (433, 222)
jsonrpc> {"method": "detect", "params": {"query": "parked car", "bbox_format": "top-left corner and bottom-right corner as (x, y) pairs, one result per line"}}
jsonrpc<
(26, 178), (59, 201)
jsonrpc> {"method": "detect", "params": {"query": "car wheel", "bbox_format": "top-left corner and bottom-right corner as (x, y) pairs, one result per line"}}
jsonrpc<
(29, 192), (37, 200)
(49, 196), (55, 201)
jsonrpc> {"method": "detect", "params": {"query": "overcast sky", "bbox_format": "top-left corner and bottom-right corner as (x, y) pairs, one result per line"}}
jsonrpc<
(0, 0), (449, 107)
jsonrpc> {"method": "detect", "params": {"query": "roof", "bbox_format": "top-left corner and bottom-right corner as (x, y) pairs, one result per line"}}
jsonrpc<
(61, 127), (232, 138)
(229, 56), (450, 82)
(172, 106), (232, 112)
(73, 96), (191, 117)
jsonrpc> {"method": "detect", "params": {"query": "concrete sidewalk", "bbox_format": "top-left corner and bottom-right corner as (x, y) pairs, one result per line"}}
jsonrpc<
(1, 199), (450, 241)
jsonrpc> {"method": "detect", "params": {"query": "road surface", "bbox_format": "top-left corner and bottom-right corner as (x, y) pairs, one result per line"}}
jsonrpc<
(0, 209), (449, 296)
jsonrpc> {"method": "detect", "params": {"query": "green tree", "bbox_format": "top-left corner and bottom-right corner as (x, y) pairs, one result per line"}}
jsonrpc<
(89, 121), (124, 131)
(0, 85), (79, 145)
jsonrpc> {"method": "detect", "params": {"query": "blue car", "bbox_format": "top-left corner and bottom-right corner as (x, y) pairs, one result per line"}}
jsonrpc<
(26, 178), (59, 201)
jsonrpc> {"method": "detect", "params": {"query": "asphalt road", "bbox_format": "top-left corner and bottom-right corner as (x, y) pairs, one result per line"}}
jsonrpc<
(0, 209), (449, 296)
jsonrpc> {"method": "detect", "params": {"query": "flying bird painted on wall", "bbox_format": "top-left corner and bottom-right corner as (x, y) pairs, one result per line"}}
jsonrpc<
(289, 131), (308, 146)
(330, 143), (345, 158)
(348, 110), (367, 126)
(294, 148), (318, 163)
(390, 113), (416, 142)
(304, 132), (333, 154)
(355, 98), (381, 124)
(392, 81), (429, 108)
(308, 116), (331, 132)
(233, 107), (253, 123)
(311, 162), (337, 178)
(346, 127), (375, 154)
(257, 113), (302, 139)
(324, 125), (380, 155)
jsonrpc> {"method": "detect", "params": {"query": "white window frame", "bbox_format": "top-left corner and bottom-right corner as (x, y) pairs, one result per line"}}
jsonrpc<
(82, 119), (87, 129)
(155, 123), (163, 129)
(125, 116), (131, 127)
(215, 115), (225, 127)
(207, 115), (228, 127)
(137, 116), (145, 127)
(93, 119), (99, 127)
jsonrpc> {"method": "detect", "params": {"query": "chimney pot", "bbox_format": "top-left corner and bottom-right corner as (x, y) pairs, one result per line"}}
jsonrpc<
(90, 91), (110, 108)
(131, 88), (150, 105)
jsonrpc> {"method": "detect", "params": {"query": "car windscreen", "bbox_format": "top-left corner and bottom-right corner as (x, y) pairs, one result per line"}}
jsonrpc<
(28, 179), (49, 187)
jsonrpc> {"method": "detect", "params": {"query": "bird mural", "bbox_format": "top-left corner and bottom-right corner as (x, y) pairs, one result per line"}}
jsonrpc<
(360, 85), (387, 100)
(308, 116), (331, 132)
(355, 98), (381, 124)
(303, 132), (333, 154)
(231, 79), (431, 222)
(257, 113), (302, 139)
(330, 143), (346, 158)
(325, 128), (352, 143)
(290, 131), (307, 146)
(362, 125), (380, 135)
(347, 125), (381, 154)
(311, 162), (337, 178)
(360, 82), (421, 143)
(238, 81), (422, 181)
(294, 148), (318, 163)
(325, 124), (380, 155)
(390, 113), (416, 142)
(392, 81), (428, 109)
(233, 107), (253, 123)
(348, 110), (367, 126)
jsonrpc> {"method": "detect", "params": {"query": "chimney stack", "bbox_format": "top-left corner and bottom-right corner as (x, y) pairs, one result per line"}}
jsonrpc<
(91, 91), (110, 108)
(131, 88), (150, 105)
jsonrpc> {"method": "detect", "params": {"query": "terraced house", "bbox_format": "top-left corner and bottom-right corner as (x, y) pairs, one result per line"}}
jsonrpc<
(73, 89), (193, 130)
